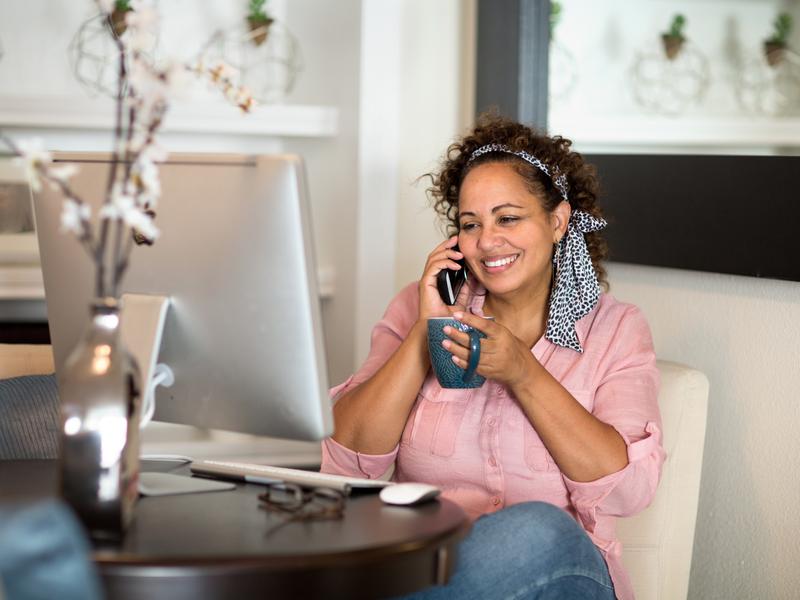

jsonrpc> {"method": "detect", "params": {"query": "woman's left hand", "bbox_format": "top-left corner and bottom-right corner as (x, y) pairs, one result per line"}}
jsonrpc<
(443, 311), (539, 389)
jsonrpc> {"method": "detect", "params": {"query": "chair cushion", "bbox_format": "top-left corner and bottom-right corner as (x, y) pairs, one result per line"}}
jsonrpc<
(0, 374), (60, 460)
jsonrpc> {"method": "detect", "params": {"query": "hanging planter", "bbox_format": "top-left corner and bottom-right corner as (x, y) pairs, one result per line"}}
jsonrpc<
(764, 41), (787, 67)
(661, 14), (686, 61)
(108, 0), (133, 38)
(763, 13), (792, 68)
(246, 0), (274, 46)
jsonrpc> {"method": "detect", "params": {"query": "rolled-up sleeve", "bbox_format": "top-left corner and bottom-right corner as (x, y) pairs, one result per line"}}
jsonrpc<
(321, 436), (398, 479)
(563, 306), (666, 531)
(320, 283), (419, 479)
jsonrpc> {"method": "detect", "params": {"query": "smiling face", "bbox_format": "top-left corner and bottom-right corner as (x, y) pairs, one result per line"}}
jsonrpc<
(457, 161), (569, 302)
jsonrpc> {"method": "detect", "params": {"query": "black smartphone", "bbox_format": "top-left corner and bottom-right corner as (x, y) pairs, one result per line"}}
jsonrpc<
(436, 245), (468, 305)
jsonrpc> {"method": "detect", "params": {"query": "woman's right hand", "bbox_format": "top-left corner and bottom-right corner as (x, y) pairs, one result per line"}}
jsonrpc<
(418, 235), (467, 321)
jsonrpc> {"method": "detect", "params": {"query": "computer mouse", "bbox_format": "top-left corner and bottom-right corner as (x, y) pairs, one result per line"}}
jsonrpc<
(379, 482), (441, 506)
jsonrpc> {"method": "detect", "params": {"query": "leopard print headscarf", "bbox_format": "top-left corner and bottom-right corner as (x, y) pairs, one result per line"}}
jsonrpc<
(547, 210), (606, 352)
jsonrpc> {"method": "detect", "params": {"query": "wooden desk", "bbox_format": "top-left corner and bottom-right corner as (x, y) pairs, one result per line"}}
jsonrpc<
(0, 460), (470, 600)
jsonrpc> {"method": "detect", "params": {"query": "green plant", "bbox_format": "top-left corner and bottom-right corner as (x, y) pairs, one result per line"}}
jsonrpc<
(664, 14), (686, 39)
(767, 13), (793, 46)
(550, 1), (562, 39)
(248, 0), (272, 24)
(114, 0), (132, 11)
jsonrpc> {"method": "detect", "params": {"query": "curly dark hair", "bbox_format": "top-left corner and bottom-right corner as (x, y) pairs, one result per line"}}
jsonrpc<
(425, 113), (608, 289)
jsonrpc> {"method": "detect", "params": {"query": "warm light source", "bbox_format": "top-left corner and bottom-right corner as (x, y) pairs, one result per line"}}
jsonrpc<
(64, 415), (82, 435)
(91, 344), (112, 374)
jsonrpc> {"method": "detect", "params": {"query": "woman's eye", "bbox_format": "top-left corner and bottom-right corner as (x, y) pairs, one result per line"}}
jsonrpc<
(498, 215), (519, 225)
(460, 222), (478, 231)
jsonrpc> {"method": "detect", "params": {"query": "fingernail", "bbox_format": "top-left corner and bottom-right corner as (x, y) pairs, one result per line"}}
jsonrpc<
(453, 311), (463, 319)
(443, 326), (451, 334)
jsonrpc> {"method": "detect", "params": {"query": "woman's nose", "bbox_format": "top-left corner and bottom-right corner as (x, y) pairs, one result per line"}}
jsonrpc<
(477, 226), (501, 251)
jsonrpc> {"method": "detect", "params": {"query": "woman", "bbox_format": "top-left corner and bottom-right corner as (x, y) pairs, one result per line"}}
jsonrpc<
(322, 115), (665, 600)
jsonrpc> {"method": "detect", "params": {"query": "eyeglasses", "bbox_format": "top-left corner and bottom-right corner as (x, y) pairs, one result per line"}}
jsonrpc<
(258, 483), (346, 522)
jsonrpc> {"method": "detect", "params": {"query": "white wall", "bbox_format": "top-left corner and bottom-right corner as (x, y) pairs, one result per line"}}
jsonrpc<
(551, 1), (800, 598)
(551, 0), (800, 154)
(608, 264), (800, 600)
(394, 0), (476, 291)
(552, 0), (800, 119)
(351, 0), (475, 366)
(283, 0), (362, 387)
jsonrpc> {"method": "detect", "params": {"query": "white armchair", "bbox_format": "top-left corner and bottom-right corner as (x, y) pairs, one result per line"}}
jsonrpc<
(618, 360), (710, 600)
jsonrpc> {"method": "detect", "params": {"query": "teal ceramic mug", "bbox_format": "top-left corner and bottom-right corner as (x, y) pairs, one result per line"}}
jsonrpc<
(427, 317), (492, 389)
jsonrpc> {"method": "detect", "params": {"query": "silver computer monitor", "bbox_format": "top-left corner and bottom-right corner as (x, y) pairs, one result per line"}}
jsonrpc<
(32, 153), (333, 441)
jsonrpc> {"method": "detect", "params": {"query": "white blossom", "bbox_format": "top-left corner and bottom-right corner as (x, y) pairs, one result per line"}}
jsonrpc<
(124, 4), (159, 52)
(100, 189), (134, 221)
(209, 61), (239, 83)
(224, 84), (239, 103)
(129, 57), (168, 105)
(127, 130), (149, 155)
(125, 206), (159, 241)
(13, 138), (51, 192)
(60, 199), (90, 235)
(100, 189), (159, 240)
(133, 155), (161, 207)
(191, 58), (206, 75)
(236, 86), (256, 112)
(48, 164), (79, 189)
(141, 140), (168, 163)
(199, 61), (253, 112)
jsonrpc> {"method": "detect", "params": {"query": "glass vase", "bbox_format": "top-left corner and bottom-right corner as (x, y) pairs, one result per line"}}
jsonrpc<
(58, 297), (142, 540)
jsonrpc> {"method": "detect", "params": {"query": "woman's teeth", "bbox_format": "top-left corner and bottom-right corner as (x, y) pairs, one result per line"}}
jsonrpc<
(483, 255), (518, 268)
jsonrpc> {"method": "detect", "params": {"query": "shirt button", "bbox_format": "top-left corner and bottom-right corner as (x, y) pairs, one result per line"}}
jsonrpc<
(491, 496), (501, 506)
(488, 456), (497, 467)
(487, 418), (496, 427)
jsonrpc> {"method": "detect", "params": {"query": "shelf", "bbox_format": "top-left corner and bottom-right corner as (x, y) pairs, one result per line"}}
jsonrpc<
(0, 95), (338, 138)
(0, 264), (335, 302)
(0, 267), (44, 300)
(548, 113), (800, 151)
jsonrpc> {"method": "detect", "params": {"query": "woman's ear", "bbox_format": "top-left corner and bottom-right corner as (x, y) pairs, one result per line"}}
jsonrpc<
(551, 200), (571, 242)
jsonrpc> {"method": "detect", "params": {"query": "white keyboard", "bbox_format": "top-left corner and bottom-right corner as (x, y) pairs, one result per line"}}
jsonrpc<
(190, 459), (391, 493)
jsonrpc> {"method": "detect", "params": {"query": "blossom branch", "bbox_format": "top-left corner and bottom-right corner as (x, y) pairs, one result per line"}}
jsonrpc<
(193, 60), (256, 113)
(0, 132), (96, 259)
(2, 0), (252, 302)
(97, 31), (128, 298)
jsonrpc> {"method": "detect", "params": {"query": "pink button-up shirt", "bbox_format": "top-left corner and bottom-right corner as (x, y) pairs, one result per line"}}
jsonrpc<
(322, 283), (665, 600)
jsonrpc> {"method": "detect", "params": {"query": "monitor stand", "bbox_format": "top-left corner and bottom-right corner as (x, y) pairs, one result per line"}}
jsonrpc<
(138, 471), (235, 496)
(120, 294), (200, 496)
(121, 293), (220, 496)
(120, 292), (171, 420)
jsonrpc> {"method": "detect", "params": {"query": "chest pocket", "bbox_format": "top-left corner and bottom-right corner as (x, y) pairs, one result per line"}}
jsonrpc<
(523, 425), (557, 472)
(400, 377), (472, 457)
(523, 389), (595, 473)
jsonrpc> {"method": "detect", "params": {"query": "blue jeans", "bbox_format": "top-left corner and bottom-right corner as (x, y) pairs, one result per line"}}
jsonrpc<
(402, 501), (615, 600)
(0, 500), (103, 600)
